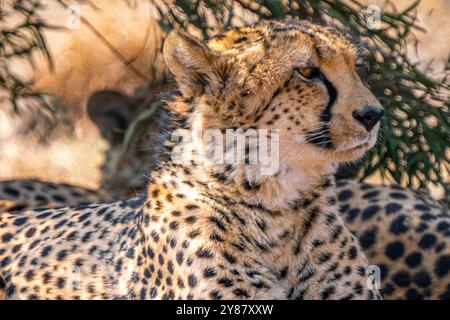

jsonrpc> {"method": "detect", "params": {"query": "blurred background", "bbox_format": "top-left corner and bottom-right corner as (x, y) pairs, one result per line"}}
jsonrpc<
(0, 0), (448, 199)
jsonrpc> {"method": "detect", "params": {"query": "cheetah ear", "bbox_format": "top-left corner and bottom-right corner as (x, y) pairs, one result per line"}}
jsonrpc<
(163, 30), (219, 94)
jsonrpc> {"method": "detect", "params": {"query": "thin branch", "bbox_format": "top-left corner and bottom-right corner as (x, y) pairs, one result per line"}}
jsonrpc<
(54, 0), (150, 81)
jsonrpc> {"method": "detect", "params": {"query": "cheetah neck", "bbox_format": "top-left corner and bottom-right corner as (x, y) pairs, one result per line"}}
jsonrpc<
(150, 99), (338, 212)
(144, 98), (340, 246)
(143, 159), (342, 291)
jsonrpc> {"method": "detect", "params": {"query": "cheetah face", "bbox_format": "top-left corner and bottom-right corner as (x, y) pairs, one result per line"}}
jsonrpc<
(164, 19), (383, 168)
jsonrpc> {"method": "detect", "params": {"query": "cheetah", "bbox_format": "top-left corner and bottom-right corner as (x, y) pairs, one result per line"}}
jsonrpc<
(0, 20), (384, 300)
(1, 60), (448, 300)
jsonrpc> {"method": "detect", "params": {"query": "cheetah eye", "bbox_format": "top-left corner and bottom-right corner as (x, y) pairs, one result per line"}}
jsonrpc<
(241, 90), (252, 97)
(293, 66), (322, 80)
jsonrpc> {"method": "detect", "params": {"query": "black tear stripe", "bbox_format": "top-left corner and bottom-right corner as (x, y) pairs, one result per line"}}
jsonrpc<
(306, 74), (338, 149)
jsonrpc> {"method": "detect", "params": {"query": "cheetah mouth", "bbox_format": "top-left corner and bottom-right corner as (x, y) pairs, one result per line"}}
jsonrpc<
(337, 134), (370, 152)
(337, 130), (377, 153)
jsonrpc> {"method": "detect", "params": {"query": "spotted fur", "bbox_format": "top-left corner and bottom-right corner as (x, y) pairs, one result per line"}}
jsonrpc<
(337, 179), (450, 300)
(0, 180), (112, 214)
(0, 20), (382, 299)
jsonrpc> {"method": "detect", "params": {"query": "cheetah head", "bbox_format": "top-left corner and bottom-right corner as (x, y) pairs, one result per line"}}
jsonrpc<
(164, 19), (383, 172)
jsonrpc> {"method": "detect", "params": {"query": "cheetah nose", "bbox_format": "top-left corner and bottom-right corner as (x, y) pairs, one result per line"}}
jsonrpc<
(352, 106), (384, 132)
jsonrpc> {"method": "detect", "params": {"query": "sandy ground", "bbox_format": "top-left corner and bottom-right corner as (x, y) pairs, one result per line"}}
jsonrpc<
(0, 0), (448, 197)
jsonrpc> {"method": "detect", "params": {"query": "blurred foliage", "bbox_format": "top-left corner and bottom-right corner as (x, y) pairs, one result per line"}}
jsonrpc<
(1, 0), (449, 198)
(155, 0), (449, 198)
(0, 0), (53, 113)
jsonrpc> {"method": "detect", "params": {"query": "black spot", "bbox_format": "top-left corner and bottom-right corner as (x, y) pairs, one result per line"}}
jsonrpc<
(139, 288), (146, 299)
(414, 204), (430, 212)
(420, 213), (435, 221)
(210, 216), (227, 232)
(233, 288), (250, 298)
(362, 191), (380, 199)
(150, 287), (158, 298)
(7, 204), (27, 212)
(346, 208), (360, 222)
(188, 274), (198, 288)
(339, 204), (350, 213)
(405, 288), (423, 300)
(36, 211), (52, 219)
(278, 266), (289, 279)
(382, 283), (395, 296)
(312, 239), (324, 247)
(418, 233), (437, 249)
(25, 227), (37, 238)
(415, 223), (429, 233)
(385, 203), (402, 215)
(41, 245), (52, 257)
(203, 267), (217, 278)
(320, 286), (336, 300)
(185, 216), (198, 224)
(405, 252), (422, 268)
(256, 219), (267, 231)
(353, 283), (363, 295)
(435, 255), (450, 278)
(176, 251), (184, 265)
(223, 251), (237, 264)
(127, 248), (135, 259)
(13, 217), (29, 226)
(358, 227), (378, 250)
(378, 264), (389, 281)
(115, 259), (123, 272)
(437, 221), (450, 233)
(56, 277), (66, 289)
(196, 247), (214, 259)
(361, 205), (380, 220)
(0, 257), (11, 267)
(25, 270), (35, 281)
(392, 271), (411, 287)
(210, 233), (224, 242)
(243, 180), (261, 191)
(52, 194), (66, 202)
(1, 233), (13, 243)
(348, 246), (358, 260)
(218, 277), (234, 287)
(413, 271), (431, 288)
(42, 272), (52, 284)
(435, 242), (446, 253)
(439, 286), (450, 300)
(209, 290), (223, 300)
(56, 250), (67, 261)
(317, 252), (332, 264)
(4, 187), (19, 197)
(389, 192), (408, 199)
(338, 190), (353, 202)
(66, 231), (78, 241)
(385, 241), (405, 261)
(389, 215), (409, 235)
